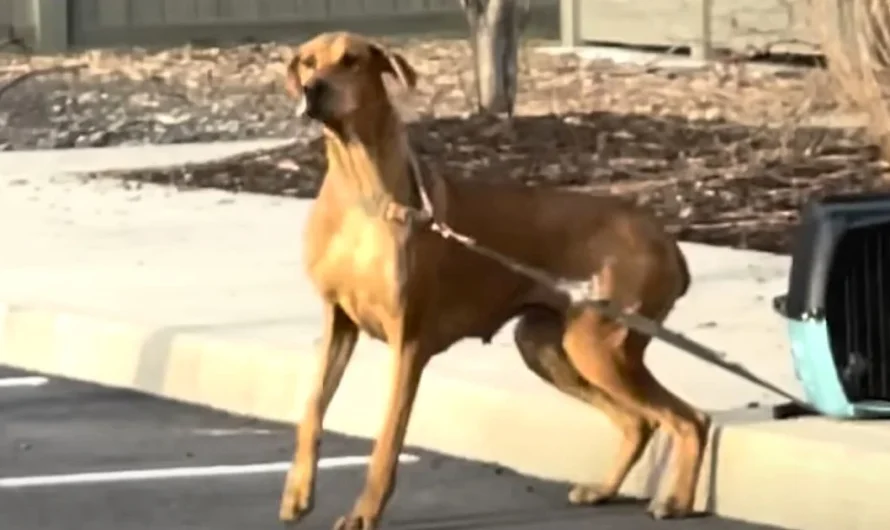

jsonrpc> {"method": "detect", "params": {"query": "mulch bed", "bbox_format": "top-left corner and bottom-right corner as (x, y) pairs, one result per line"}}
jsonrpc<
(4, 37), (889, 254)
(0, 36), (854, 149)
(87, 110), (887, 256)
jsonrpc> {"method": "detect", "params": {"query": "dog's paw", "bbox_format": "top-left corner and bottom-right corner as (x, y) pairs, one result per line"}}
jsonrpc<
(278, 486), (313, 524)
(568, 484), (614, 505)
(332, 513), (376, 530)
(647, 497), (693, 520)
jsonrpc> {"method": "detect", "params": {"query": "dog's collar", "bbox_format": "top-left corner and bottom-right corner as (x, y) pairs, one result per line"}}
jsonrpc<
(382, 201), (432, 225)
(378, 150), (436, 227)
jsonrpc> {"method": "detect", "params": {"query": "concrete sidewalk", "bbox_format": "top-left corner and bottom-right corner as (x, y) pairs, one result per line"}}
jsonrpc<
(1, 142), (889, 530)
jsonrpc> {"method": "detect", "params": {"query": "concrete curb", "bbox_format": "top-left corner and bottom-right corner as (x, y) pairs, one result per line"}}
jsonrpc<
(2, 301), (889, 530)
(0, 139), (294, 177)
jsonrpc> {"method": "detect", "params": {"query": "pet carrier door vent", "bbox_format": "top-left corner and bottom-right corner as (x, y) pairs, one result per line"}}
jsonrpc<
(775, 193), (890, 418)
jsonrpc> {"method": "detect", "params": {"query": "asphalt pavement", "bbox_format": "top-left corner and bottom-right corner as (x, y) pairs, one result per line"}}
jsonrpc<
(0, 364), (785, 530)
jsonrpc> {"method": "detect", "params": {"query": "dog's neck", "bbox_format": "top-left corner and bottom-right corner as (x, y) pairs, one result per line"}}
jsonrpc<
(322, 105), (419, 214)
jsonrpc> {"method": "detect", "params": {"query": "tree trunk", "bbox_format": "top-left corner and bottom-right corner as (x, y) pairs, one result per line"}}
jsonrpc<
(865, 0), (890, 68)
(460, 0), (526, 117)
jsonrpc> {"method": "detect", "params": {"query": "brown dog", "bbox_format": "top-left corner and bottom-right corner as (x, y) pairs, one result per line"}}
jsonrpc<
(278, 31), (710, 530)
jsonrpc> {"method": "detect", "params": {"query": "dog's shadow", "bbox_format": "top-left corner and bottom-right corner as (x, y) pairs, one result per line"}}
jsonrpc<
(383, 496), (720, 530)
(386, 498), (644, 530)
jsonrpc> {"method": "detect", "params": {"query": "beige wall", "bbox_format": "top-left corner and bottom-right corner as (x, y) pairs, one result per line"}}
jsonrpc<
(0, 0), (35, 44)
(562, 0), (819, 57)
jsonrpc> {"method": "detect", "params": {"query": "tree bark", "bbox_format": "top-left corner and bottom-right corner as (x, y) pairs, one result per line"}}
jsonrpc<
(865, 0), (890, 68)
(460, 0), (527, 117)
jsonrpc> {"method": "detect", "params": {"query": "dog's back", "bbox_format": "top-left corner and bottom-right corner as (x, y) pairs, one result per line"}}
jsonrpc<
(440, 177), (690, 309)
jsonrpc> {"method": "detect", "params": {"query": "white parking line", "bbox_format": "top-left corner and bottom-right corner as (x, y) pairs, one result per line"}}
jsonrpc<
(187, 427), (276, 437)
(0, 454), (420, 489)
(0, 376), (49, 388)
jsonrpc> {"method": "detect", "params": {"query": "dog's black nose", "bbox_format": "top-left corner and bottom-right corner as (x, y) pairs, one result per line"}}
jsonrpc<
(303, 79), (328, 103)
(301, 79), (329, 120)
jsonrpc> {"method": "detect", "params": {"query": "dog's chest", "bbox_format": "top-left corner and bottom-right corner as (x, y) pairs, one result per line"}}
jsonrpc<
(306, 209), (410, 339)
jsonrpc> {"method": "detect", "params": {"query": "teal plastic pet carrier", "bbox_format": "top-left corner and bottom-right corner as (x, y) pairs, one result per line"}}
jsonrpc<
(774, 193), (890, 419)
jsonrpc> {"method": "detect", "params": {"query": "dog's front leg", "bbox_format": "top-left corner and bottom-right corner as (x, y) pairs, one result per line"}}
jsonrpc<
(280, 303), (359, 524)
(334, 339), (430, 530)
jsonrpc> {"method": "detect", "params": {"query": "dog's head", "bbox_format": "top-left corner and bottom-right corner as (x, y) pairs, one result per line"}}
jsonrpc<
(284, 31), (417, 126)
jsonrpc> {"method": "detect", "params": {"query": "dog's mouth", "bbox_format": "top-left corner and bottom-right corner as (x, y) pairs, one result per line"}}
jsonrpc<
(296, 94), (318, 118)
(297, 93), (337, 123)
(293, 97), (318, 129)
(294, 96), (309, 118)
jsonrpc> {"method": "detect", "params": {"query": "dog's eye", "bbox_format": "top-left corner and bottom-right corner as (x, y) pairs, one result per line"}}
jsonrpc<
(301, 56), (316, 69)
(340, 53), (358, 68)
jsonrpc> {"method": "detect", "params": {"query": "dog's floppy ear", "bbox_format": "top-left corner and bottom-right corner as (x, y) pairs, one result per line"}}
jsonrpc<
(369, 43), (417, 89)
(284, 53), (303, 99)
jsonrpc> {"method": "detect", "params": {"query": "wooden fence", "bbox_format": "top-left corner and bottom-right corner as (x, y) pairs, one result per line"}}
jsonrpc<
(0, 0), (559, 52)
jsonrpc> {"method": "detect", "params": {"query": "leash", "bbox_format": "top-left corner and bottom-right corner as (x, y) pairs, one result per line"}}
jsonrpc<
(399, 152), (809, 410)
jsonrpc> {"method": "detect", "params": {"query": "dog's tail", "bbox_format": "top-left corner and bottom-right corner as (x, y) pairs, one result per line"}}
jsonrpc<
(593, 257), (641, 314)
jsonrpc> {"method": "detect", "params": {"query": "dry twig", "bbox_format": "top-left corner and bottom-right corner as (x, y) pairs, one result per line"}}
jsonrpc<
(0, 64), (86, 105)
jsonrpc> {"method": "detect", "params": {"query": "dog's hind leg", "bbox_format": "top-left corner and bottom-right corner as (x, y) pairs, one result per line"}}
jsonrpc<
(514, 307), (656, 506)
(560, 307), (710, 520)
(280, 302), (359, 524)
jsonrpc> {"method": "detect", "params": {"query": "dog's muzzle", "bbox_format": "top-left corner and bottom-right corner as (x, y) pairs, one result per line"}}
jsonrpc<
(296, 79), (330, 121)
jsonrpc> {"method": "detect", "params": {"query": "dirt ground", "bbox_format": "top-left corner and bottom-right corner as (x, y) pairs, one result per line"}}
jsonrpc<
(3, 37), (888, 254)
